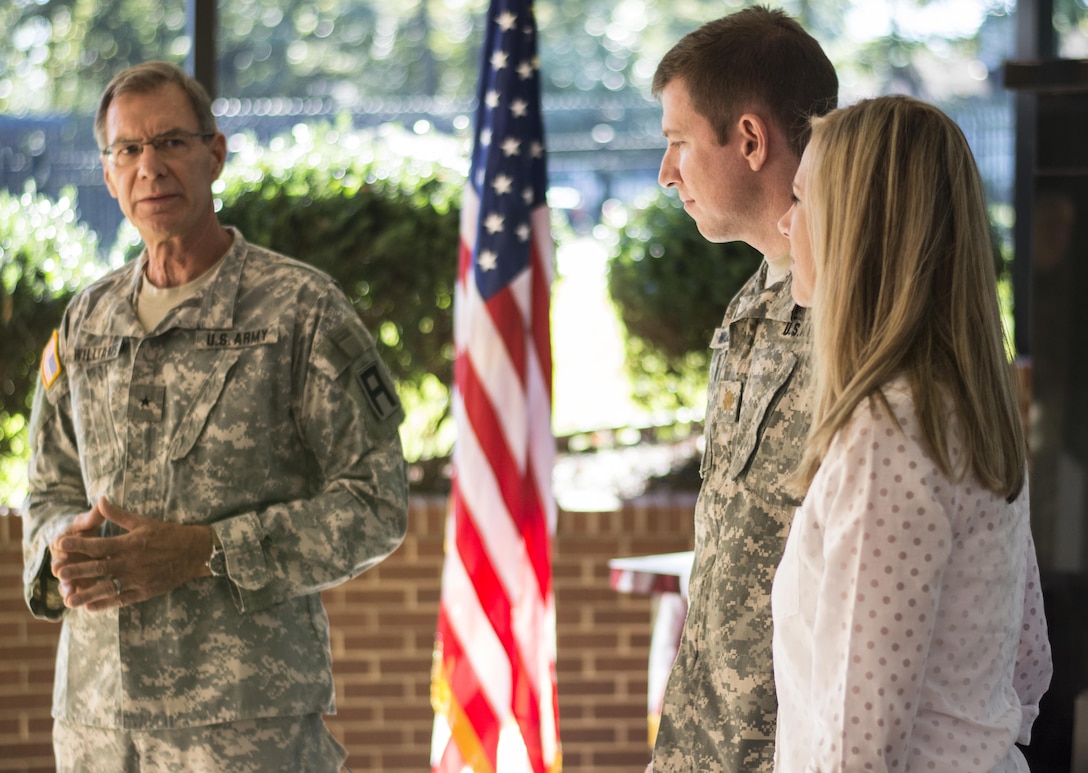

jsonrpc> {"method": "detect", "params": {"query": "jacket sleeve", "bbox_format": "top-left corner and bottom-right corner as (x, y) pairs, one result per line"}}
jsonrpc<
(22, 316), (89, 622)
(210, 284), (409, 613)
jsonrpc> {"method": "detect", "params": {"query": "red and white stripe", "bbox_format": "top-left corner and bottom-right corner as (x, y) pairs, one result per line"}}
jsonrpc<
(431, 184), (559, 773)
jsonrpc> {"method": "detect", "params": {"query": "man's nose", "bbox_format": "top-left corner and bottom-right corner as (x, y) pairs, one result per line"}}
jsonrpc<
(658, 148), (679, 189)
(136, 145), (170, 177)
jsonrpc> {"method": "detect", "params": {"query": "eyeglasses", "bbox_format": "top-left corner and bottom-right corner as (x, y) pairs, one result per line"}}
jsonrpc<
(101, 131), (215, 168)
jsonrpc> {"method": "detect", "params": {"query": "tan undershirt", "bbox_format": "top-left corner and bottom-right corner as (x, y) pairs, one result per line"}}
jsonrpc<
(137, 254), (227, 332)
(764, 252), (792, 289)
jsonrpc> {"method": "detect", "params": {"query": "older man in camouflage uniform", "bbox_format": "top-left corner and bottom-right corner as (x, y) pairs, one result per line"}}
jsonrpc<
(648, 9), (837, 772)
(21, 61), (407, 772)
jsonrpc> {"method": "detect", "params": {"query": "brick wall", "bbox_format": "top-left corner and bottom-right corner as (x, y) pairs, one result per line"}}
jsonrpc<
(0, 494), (696, 772)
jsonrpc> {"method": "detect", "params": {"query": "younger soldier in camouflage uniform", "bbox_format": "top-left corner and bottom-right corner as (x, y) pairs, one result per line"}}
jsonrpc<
(22, 61), (408, 772)
(648, 9), (837, 772)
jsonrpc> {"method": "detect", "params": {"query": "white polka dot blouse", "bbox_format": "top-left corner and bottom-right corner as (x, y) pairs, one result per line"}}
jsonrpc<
(772, 379), (1052, 772)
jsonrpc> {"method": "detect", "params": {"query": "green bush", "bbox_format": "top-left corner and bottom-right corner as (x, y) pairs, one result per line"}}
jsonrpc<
(0, 183), (109, 508)
(215, 120), (464, 463)
(604, 191), (762, 413)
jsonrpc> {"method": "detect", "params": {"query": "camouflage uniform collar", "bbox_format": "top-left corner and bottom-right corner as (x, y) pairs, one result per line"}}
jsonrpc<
(79, 258), (147, 338)
(77, 228), (249, 339)
(766, 271), (803, 323)
(174, 227), (247, 330)
(80, 228), (249, 338)
(731, 260), (805, 325)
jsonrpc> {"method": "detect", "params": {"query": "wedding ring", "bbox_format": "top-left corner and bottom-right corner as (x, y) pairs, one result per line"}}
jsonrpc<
(110, 576), (123, 596)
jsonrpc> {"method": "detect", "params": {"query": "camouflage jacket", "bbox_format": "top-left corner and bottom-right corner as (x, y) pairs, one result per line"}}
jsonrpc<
(653, 262), (811, 772)
(22, 229), (408, 729)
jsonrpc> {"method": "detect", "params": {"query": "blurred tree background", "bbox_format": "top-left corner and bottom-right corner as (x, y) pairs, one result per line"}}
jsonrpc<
(603, 192), (762, 414)
(0, 184), (111, 505)
(0, 0), (704, 112)
(7, 0), (1084, 113)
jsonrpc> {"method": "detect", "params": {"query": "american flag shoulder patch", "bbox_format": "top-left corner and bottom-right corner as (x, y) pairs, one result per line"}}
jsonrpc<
(40, 329), (62, 389)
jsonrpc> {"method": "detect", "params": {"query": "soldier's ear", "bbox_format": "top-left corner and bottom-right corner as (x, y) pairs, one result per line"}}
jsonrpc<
(103, 164), (120, 200)
(209, 133), (227, 179)
(736, 113), (770, 172)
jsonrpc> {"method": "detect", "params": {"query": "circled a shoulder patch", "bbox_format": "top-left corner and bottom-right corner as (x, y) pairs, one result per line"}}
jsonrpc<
(40, 330), (62, 389)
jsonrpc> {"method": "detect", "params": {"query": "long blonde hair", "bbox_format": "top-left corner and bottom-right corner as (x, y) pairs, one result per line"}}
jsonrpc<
(796, 95), (1025, 500)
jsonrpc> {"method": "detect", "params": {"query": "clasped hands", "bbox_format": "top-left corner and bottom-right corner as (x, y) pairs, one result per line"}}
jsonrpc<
(49, 496), (214, 611)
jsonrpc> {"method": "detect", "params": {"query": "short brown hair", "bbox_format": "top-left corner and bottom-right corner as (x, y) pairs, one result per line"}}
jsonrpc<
(94, 61), (217, 150)
(653, 6), (837, 156)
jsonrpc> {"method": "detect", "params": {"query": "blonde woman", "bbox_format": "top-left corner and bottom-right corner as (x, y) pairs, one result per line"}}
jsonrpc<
(773, 95), (1052, 771)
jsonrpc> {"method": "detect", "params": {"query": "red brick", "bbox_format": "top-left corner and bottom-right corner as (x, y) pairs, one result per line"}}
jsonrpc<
(374, 565), (444, 584)
(339, 727), (405, 746)
(26, 716), (53, 736)
(588, 700), (647, 720)
(376, 749), (432, 770)
(327, 705), (376, 724)
(329, 660), (373, 676)
(555, 678), (617, 696)
(1, 741), (54, 761)
(558, 632), (625, 650)
(340, 632), (409, 651)
(376, 610), (440, 629)
(413, 586), (440, 605)
(592, 608), (656, 626)
(412, 630), (440, 651)
(341, 681), (408, 702)
(592, 654), (649, 673)
(560, 725), (619, 744)
(381, 701), (434, 723)
(592, 748), (656, 766)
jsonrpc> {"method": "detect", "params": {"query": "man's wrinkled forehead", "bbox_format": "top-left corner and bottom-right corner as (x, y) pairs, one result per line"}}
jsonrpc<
(104, 83), (199, 143)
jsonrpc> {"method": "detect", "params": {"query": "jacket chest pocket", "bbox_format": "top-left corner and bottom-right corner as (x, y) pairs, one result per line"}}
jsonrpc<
(163, 342), (292, 517)
(728, 352), (809, 509)
(167, 324), (285, 463)
(702, 378), (743, 479)
(69, 363), (123, 488)
(167, 350), (241, 462)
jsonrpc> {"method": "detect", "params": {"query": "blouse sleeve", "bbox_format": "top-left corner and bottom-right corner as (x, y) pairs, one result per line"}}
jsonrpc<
(806, 401), (953, 771)
(1013, 526), (1052, 744)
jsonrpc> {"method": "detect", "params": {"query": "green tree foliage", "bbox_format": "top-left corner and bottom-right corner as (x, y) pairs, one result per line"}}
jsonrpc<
(6, 0), (1063, 116)
(604, 191), (762, 412)
(214, 120), (463, 461)
(0, 1), (189, 114)
(0, 0), (486, 113)
(0, 183), (108, 507)
(0, 0), (767, 114)
(215, 0), (482, 102)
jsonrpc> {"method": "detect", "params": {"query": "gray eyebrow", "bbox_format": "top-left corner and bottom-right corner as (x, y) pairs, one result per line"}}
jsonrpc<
(108, 128), (191, 144)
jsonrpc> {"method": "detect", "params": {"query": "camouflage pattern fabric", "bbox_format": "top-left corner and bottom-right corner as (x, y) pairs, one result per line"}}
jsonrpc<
(53, 713), (347, 772)
(22, 229), (408, 730)
(652, 264), (812, 772)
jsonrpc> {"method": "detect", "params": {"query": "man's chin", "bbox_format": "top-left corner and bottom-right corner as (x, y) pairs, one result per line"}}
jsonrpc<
(684, 214), (724, 243)
(694, 223), (730, 244)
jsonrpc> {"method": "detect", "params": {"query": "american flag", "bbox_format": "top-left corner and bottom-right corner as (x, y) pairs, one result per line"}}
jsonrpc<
(429, 0), (560, 771)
